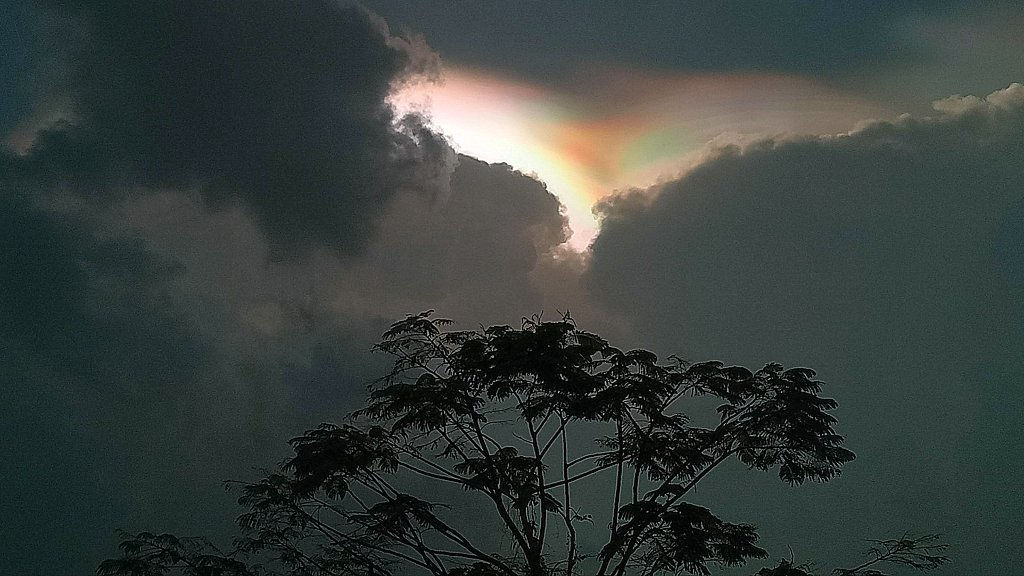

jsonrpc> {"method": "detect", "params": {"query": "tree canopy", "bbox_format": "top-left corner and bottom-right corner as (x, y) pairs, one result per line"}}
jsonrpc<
(99, 312), (947, 576)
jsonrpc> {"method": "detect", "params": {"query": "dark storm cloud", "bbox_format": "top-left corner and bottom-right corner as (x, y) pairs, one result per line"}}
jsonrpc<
(585, 84), (1024, 572)
(0, 151), (216, 574)
(352, 155), (568, 322)
(1, 141), (571, 574)
(360, 0), (1010, 84)
(18, 0), (448, 254)
(1, 3), (471, 572)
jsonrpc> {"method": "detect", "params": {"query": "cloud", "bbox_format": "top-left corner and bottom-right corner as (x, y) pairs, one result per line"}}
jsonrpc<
(0, 152), (219, 573)
(343, 154), (569, 321)
(585, 83), (1024, 571)
(0, 2), (573, 571)
(16, 0), (449, 255)
(0, 8), (461, 566)
(1, 136), (571, 574)
(101, 154), (572, 411)
(361, 1), (1024, 90)
(6, 1), (1023, 573)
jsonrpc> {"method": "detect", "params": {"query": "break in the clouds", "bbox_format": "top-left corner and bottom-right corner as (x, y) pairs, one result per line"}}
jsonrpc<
(393, 67), (890, 248)
(587, 83), (1024, 572)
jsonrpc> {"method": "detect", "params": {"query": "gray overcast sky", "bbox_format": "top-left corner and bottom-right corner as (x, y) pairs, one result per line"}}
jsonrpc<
(2, 1), (1023, 574)
(362, 0), (1023, 106)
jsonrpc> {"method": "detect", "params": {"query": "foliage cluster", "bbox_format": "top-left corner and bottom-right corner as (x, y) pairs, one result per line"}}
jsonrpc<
(99, 312), (946, 576)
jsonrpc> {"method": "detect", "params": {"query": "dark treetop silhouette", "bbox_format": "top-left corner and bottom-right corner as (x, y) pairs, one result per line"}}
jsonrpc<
(99, 312), (946, 576)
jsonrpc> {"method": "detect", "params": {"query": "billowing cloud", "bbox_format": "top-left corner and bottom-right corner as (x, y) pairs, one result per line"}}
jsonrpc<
(346, 154), (568, 321)
(17, 0), (449, 255)
(0, 2), (576, 572)
(0, 6), (462, 566)
(586, 83), (1024, 572)
(1, 143), (571, 574)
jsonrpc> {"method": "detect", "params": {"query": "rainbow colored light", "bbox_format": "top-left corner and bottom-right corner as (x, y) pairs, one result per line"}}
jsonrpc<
(392, 67), (889, 249)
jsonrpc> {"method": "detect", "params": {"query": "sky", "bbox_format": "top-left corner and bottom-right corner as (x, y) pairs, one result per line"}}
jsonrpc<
(2, 1), (1023, 574)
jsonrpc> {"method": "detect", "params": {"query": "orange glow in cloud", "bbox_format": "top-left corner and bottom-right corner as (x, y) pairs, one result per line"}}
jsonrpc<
(391, 67), (890, 249)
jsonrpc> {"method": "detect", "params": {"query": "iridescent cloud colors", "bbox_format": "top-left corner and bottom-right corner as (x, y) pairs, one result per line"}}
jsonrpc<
(392, 67), (890, 248)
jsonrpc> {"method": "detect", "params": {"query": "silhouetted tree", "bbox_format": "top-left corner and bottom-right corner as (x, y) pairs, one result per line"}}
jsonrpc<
(99, 312), (947, 576)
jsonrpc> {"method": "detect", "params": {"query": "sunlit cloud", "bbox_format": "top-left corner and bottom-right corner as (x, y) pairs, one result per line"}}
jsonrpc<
(391, 66), (891, 249)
